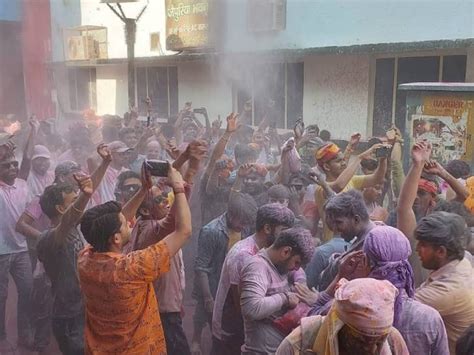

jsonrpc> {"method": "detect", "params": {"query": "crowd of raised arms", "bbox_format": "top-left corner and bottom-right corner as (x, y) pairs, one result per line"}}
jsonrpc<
(0, 102), (472, 355)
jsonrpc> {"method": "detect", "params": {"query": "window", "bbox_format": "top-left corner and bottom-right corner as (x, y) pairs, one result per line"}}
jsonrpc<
(247, 0), (287, 32)
(235, 62), (303, 129)
(136, 66), (178, 117)
(68, 67), (96, 111)
(372, 55), (466, 135)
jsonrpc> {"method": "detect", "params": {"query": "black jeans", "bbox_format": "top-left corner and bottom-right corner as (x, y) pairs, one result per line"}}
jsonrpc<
(51, 314), (84, 355)
(0, 251), (33, 341)
(160, 312), (190, 355)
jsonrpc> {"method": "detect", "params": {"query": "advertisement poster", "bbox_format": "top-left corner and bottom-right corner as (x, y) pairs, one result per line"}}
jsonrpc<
(165, 0), (210, 51)
(412, 113), (467, 164)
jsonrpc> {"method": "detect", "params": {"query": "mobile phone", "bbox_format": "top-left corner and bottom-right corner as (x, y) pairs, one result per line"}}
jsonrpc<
(144, 160), (169, 177)
(375, 146), (391, 158)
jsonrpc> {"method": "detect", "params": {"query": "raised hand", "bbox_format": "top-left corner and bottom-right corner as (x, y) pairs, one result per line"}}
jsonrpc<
(73, 173), (93, 196)
(166, 138), (180, 159)
(358, 143), (392, 160)
(226, 113), (239, 133)
(187, 140), (208, 161)
(141, 127), (155, 140)
(309, 168), (326, 185)
(423, 160), (444, 176)
(238, 163), (254, 177)
(348, 132), (362, 147)
(167, 165), (185, 187)
(140, 163), (153, 191)
(282, 138), (295, 153)
(97, 143), (112, 162)
(293, 120), (304, 139)
(411, 141), (432, 164)
(29, 116), (40, 133)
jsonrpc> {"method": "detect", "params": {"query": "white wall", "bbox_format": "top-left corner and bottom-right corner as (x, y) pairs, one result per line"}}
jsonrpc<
(220, 0), (474, 52)
(177, 61), (233, 120)
(96, 65), (129, 115)
(79, 0), (173, 59)
(303, 54), (371, 139)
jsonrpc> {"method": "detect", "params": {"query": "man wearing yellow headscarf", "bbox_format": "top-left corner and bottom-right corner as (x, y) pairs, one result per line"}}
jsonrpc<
(314, 139), (388, 242)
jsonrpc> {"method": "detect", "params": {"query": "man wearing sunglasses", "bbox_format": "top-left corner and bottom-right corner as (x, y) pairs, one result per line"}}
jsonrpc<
(0, 121), (39, 352)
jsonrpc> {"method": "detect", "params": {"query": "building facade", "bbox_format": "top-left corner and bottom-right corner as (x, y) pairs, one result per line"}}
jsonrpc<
(49, 0), (474, 139)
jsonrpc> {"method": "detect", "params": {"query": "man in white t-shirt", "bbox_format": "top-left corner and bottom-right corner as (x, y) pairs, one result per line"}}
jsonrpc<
(95, 141), (131, 204)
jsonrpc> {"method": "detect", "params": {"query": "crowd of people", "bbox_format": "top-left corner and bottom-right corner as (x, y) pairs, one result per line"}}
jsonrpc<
(0, 102), (472, 355)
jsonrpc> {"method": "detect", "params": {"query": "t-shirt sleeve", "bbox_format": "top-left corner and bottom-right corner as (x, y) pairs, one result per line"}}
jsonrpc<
(350, 175), (366, 190)
(194, 227), (217, 274)
(123, 241), (171, 282)
(24, 198), (42, 220)
(229, 251), (252, 285)
(240, 260), (286, 321)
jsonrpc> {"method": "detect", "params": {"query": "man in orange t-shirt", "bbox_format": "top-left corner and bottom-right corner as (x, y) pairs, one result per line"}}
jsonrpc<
(77, 167), (192, 354)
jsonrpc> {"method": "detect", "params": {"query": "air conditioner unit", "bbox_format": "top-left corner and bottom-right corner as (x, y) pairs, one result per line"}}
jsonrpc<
(248, 0), (286, 33)
(66, 35), (99, 61)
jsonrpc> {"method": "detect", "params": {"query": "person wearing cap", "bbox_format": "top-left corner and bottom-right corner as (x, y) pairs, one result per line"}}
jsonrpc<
(91, 141), (131, 204)
(27, 145), (54, 200)
(314, 139), (388, 242)
(276, 278), (409, 355)
(17, 160), (83, 268)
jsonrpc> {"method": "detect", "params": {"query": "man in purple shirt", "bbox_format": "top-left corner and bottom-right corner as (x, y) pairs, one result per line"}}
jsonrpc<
(240, 227), (315, 354)
(211, 203), (295, 355)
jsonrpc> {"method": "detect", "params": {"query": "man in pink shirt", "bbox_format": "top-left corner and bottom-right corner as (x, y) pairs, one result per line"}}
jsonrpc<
(212, 203), (295, 355)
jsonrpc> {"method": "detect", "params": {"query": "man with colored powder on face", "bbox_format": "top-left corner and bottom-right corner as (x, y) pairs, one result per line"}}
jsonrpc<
(314, 139), (388, 242)
(240, 227), (314, 354)
(211, 203), (296, 355)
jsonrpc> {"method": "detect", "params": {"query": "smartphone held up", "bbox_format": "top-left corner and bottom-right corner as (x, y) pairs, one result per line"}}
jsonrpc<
(143, 160), (169, 177)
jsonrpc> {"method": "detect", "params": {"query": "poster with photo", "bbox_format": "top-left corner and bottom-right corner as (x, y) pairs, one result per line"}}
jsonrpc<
(411, 113), (467, 164)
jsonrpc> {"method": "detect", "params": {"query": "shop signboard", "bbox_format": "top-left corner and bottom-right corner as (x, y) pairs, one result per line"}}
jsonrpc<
(165, 0), (210, 51)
